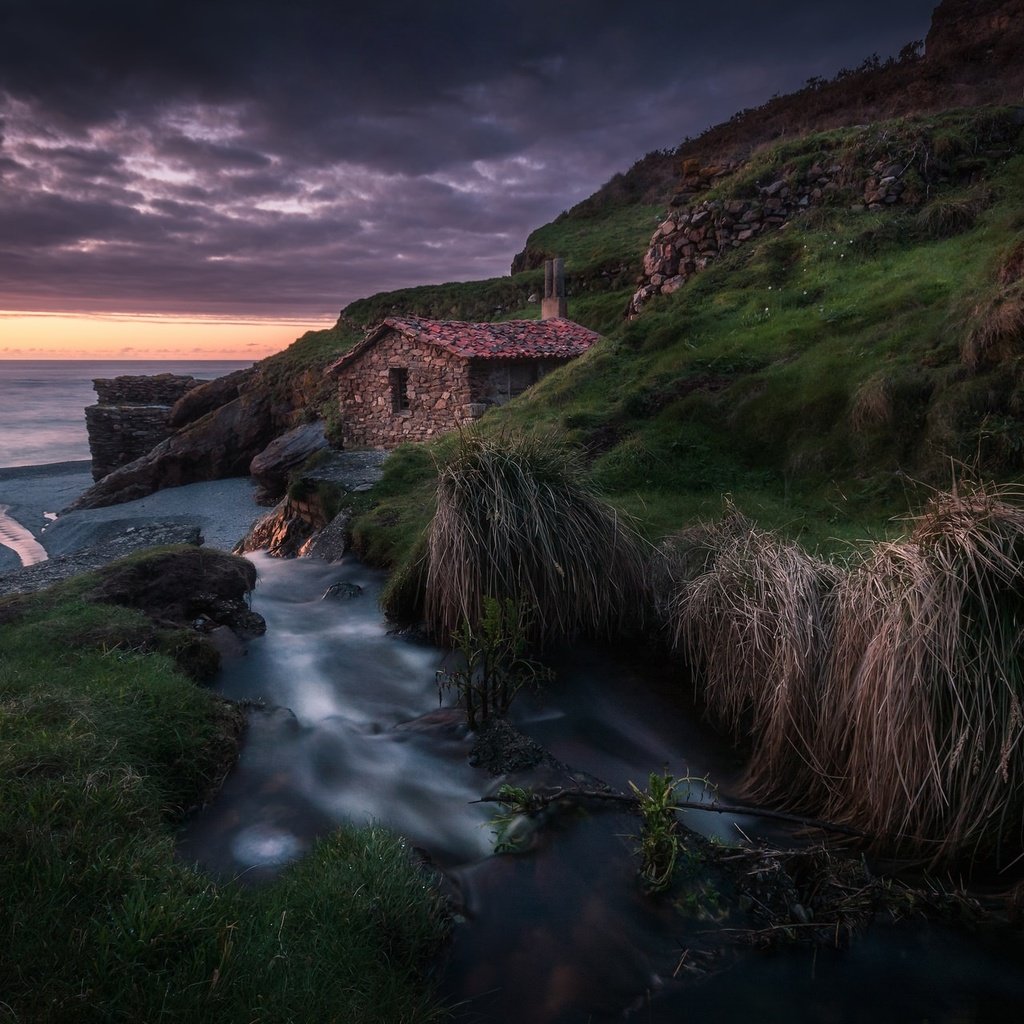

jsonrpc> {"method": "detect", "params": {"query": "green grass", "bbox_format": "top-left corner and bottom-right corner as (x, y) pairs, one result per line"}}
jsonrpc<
(518, 201), (664, 272)
(350, 113), (1024, 572)
(0, 570), (449, 1023)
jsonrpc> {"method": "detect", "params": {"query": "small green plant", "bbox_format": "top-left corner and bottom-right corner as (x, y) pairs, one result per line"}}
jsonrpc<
(437, 597), (553, 729)
(629, 770), (684, 893)
(488, 784), (535, 853)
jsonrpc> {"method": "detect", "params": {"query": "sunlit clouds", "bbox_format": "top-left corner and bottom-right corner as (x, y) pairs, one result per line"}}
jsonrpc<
(0, 0), (937, 357)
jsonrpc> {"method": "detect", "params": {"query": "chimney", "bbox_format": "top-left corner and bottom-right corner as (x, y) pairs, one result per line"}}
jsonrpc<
(541, 257), (567, 320)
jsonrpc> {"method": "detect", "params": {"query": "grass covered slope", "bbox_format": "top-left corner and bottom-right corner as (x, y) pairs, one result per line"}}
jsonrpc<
(513, 115), (1024, 527)
(348, 107), (1024, 569)
(0, 557), (448, 1023)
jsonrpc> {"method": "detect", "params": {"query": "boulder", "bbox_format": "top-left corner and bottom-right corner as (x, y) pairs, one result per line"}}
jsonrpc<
(249, 421), (329, 504)
(299, 510), (351, 562)
(321, 581), (363, 601)
(168, 367), (257, 429)
(88, 547), (265, 638)
(234, 499), (316, 558)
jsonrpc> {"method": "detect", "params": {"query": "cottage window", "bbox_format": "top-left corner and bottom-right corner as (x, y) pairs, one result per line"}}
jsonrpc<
(389, 367), (410, 414)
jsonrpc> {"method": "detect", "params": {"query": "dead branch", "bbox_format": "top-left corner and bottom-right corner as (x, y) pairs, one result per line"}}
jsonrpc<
(471, 786), (867, 837)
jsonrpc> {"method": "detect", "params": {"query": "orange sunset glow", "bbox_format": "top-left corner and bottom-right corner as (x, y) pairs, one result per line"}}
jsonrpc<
(0, 311), (334, 360)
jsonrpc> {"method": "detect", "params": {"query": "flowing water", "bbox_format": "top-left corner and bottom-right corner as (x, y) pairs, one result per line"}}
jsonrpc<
(180, 553), (1024, 1023)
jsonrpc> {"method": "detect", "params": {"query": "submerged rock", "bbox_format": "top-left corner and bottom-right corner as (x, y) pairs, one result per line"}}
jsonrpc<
(322, 580), (363, 601)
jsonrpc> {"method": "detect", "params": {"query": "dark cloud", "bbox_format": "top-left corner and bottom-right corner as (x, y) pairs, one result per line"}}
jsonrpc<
(0, 0), (938, 318)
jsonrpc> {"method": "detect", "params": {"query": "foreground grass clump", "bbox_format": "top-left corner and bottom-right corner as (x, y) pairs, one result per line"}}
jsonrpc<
(0, 582), (448, 1023)
(665, 483), (1024, 865)
(387, 431), (648, 645)
(660, 504), (839, 805)
(821, 482), (1024, 863)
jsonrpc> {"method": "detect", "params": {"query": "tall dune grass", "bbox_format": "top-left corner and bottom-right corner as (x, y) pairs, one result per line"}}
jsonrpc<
(823, 483), (1024, 861)
(421, 431), (648, 644)
(661, 505), (839, 804)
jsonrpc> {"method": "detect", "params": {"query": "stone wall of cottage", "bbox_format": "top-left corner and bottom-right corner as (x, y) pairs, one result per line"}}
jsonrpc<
(336, 330), (475, 448)
(85, 374), (201, 481)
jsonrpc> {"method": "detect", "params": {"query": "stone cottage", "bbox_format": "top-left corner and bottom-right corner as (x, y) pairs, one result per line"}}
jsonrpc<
(327, 312), (599, 448)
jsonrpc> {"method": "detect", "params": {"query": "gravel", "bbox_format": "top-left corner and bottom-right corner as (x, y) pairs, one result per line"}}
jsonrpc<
(0, 462), (265, 593)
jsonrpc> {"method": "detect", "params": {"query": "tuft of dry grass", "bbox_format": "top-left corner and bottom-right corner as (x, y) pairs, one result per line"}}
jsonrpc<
(849, 373), (894, 434)
(822, 482), (1024, 862)
(421, 431), (648, 645)
(962, 280), (1024, 369)
(915, 186), (992, 240)
(660, 505), (839, 804)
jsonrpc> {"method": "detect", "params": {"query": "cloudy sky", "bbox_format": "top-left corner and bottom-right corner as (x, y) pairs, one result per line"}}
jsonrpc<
(0, 0), (937, 356)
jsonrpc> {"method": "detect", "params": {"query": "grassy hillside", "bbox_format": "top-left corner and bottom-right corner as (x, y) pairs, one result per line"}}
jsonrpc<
(347, 107), (1024, 569)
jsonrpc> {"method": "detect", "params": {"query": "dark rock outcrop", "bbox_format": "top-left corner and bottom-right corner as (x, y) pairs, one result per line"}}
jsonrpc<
(168, 367), (256, 430)
(235, 450), (386, 559)
(85, 374), (202, 482)
(234, 497), (320, 558)
(249, 421), (328, 504)
(69, 389), (277, 510)
(89, 546), (265, 638)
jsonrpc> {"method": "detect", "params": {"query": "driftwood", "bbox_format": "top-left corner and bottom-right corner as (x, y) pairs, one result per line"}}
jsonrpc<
(473, 786), (867, 838)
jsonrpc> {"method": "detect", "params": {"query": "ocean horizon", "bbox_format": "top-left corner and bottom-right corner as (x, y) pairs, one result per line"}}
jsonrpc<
(0, 359), (253, 469)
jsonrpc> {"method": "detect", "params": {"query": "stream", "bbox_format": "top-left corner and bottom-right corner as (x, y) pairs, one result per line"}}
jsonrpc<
(179, 553), (1024, 1023)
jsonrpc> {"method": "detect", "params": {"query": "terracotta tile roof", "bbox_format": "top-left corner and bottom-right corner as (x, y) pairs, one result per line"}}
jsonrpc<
(327, 316), (600, 375)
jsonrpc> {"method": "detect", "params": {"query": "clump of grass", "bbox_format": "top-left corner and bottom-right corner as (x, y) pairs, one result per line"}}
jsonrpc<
(629, 771), (684, 893)
(437, 596), (553, 729)
(962, 280), (1024, 369)
(916, 186), (993, 240)
(422, 431), (648, 644)
(849, 373), (895, 433)
(821, 482), (1024, 862)
(660, 505), (839, 803)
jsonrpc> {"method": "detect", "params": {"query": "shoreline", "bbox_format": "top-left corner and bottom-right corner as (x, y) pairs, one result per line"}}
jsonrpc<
(0, 461), (264, 588)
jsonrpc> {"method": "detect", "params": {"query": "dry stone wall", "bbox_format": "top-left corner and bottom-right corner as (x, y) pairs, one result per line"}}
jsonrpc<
(629, 156), (911, 316)
(85, 374), (201, 481)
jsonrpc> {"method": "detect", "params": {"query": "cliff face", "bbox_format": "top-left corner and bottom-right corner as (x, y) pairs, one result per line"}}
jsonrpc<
(85, 374), (200, 482)
(925, 0), (1024, 62)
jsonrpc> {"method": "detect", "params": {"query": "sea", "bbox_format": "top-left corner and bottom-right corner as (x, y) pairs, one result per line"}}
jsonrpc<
(0, 360), (253, 469)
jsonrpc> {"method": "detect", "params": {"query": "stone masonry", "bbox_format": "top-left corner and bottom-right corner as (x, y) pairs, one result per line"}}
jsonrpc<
(329, 316), (598, 449)
(85, 374), (201, 481)
(628, 157), (909, 316)
(335, 328), (475, 448)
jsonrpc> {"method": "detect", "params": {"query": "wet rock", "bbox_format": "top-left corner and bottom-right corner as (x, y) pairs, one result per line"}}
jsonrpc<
(298, 510), (350, 562)
(249, 421), (329, 504)
(88, 547), (264, 637)
(469, 718), (548, 775)
(235, 498), (316, 558)
(322, 580), (363, 601)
